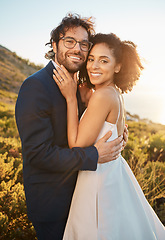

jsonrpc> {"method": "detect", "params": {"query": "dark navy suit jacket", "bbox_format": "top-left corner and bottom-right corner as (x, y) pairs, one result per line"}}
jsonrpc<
(15, 61), (98, 223)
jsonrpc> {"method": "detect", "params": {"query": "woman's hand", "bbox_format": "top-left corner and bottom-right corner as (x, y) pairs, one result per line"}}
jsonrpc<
(53, 59), (77, 102)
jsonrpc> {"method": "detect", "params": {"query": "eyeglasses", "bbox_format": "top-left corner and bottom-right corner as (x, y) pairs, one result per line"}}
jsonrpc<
(59, 37), (93, 52)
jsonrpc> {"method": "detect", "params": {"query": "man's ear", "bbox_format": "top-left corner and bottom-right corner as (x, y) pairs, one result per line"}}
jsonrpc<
(52, 42), (57, 54)
(115, 63), (122, 73)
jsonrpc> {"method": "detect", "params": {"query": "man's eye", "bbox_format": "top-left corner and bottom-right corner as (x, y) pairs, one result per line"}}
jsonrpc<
(66, 40), (74, 44)
(81, 42), (88, 47)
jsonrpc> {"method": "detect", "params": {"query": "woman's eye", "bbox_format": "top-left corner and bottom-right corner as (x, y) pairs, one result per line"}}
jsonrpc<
(88, 58), (94, 62)
(100, 60), (108, 63)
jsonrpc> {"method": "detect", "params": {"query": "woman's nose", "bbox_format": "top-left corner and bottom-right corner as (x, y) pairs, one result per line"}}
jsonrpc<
(91, 61), (99, 69)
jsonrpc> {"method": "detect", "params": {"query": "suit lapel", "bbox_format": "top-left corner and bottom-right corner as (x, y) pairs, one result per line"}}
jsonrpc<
(45, 61), (55, 77)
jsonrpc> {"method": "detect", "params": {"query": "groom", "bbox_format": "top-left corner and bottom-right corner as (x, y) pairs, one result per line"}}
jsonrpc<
(15, 13), (127, 240)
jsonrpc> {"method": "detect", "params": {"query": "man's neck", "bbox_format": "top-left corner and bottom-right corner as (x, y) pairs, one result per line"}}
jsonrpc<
(51, 60), (74, 78)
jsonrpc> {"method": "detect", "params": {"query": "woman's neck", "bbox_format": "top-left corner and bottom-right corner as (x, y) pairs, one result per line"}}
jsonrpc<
(95, 81), (115, 90)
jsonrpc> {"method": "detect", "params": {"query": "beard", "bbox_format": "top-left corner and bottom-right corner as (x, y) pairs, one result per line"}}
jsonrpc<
(56, 50), (86, 73)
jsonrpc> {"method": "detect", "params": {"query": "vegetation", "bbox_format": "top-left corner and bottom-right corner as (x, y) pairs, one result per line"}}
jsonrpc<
(0, 45), (164, 239)
(122, 121), (165, 223)
(0, 45), (39, 239)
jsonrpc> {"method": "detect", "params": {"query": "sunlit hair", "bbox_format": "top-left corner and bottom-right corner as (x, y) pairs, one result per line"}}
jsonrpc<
(45, 13), (95, 60)
(79, 33), (144, 93)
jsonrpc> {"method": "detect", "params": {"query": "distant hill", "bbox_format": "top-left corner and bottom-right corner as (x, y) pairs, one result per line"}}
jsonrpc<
(0, 45), (43, 105)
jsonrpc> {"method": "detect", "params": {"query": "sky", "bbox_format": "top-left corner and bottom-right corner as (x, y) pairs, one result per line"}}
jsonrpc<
(0, 0), (165, 124)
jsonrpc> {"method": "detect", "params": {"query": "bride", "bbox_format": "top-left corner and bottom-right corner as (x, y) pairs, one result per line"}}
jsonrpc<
(53, 33), (165, 240)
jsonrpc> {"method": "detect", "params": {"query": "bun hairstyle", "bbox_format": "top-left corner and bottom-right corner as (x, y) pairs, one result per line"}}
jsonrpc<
(79, 33), (144, 93)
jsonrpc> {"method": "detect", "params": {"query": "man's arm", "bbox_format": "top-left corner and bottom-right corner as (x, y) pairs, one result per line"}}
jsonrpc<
(95, 132), (123, 163)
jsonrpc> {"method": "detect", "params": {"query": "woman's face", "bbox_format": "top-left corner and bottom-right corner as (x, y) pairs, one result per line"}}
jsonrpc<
(87, 43), (120, 89)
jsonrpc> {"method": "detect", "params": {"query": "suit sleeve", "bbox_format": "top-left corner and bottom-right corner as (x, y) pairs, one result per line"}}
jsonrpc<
(15, 76), (98, 173)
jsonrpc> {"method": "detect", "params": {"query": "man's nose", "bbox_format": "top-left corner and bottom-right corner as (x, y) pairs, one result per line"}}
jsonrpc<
(73, 42), (81, 51)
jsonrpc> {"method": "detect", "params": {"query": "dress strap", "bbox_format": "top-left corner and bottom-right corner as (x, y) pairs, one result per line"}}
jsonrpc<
(109, 86), (121, 125)
(116, 95), (121, 125)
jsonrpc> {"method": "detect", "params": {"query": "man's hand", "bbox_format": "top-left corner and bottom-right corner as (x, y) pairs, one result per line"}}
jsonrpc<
(122, 124), (128, 150)
(94, 131), (123, 164)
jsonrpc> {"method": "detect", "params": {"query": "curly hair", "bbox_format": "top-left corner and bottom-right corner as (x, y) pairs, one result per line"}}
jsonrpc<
(45, 13), (95, 60)
(79, 33), (144, 93)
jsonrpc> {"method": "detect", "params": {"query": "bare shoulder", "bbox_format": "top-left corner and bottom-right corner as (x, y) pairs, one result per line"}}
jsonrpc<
(88, 86), (118, 107)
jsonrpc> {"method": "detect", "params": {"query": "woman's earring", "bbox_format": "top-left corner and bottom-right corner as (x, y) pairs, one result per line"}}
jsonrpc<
(115, 65), (121, 73)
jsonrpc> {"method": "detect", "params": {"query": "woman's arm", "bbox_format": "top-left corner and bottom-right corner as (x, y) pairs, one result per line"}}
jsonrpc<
(53, 65), (114, 148)
(68, 90), (113, 147)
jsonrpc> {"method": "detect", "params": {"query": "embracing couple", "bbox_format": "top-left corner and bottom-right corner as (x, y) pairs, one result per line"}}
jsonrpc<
(15, 13), (165, 240)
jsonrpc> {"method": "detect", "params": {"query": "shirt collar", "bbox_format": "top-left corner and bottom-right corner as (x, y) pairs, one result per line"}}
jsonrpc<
(51, 60), (58, 69)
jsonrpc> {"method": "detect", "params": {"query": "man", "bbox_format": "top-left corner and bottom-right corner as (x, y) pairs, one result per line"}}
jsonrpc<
(15, 13), (127, 240)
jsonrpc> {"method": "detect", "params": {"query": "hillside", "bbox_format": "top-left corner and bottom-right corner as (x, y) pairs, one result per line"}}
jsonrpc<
(0, 45), (43, 106)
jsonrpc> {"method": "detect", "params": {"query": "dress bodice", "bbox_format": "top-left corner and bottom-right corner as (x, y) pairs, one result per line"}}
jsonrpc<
(95, 121), (118, 143)
(83, 86), (121, 144)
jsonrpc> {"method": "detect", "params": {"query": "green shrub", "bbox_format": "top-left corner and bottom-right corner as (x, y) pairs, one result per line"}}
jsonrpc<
(0, 109), (164, 238)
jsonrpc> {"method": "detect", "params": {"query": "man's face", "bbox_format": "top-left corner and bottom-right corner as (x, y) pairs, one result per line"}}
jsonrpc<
(53, 26), (89, 73)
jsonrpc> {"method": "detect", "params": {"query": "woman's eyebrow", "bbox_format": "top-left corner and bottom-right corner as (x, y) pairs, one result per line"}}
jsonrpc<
(88, 54), (110, 59)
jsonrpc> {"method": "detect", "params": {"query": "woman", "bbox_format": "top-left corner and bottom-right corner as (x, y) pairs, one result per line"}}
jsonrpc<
(53, 33), (165, 239)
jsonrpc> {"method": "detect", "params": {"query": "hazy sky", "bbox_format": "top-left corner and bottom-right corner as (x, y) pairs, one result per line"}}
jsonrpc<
(1, 0), (165, 124)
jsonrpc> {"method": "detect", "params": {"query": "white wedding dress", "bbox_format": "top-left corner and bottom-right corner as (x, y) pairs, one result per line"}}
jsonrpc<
(63, 94), (165, 240)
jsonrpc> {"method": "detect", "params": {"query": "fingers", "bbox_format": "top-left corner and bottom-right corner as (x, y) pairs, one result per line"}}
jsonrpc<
(53, 64), (77, 88)
(53, 72), (62, 87)
(122, 138), (127, 149)
(123, 132), (128, 143)
(53, 66), (67, 83)
(113, 149), (122, 158)
(123, 125), (128, 145)
(53, 55), (68, 83)
(100, 131), (112, 142)
(108, 142), (123, 159)
(124, 125), (128, 135)
(111, 145), (122, 158)
(98, 150), (121, 163)
(124, 125), (128, 136)
(114, 135), (123, 145)
(73, 72), (78, 84)
(107, 135), (123, 153)
(123, 128), (128, 142)
(123, 130), (128, 139)
(53, 70), (64, 86)
(60, 65), (74, 81)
